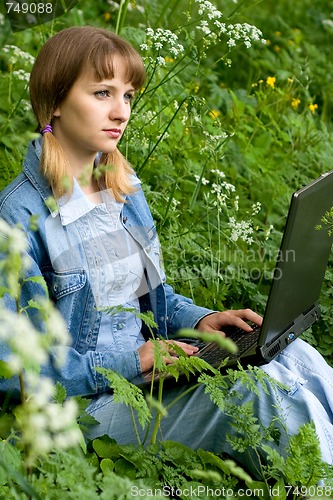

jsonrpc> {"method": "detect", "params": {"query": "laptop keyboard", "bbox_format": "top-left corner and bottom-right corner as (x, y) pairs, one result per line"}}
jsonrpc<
(178, 325), (261, 366)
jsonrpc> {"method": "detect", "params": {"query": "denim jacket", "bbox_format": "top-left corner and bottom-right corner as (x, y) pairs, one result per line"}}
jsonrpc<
(0, 139), (213, 397)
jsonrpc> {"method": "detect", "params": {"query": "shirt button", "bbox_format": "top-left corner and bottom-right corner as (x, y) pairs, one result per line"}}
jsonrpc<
(117, 323), (123, 330)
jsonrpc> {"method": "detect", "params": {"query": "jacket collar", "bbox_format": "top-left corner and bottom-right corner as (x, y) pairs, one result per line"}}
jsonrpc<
(22, 138), (141, 224)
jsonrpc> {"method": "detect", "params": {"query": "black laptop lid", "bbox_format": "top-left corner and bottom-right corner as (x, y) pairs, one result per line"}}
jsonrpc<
(258, 171), (333, 347)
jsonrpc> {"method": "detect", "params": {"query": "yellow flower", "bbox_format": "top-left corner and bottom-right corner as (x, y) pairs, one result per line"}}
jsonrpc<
(266, 76), (276, 88)
(104, 12), (111, 21)
(308, 103), (318, 114)
(165, 56), (175, 64)
(209, 109), (221, 120)
(291, 98), (301, 109)
(275, 31), (282, 36)
(273, 45), (281, 53)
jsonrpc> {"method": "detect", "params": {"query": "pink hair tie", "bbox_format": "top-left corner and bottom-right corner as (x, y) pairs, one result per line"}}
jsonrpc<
(41, 124), (53, 134)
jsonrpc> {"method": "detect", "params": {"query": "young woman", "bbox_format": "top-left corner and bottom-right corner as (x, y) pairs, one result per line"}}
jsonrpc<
(0, 26), (333, 473)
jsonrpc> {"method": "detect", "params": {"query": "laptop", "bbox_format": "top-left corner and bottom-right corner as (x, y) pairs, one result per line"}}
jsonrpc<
(132, 170), (333, 387)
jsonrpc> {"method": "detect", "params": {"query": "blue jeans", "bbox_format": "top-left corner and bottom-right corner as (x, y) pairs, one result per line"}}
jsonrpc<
(85, 339), (333, 475)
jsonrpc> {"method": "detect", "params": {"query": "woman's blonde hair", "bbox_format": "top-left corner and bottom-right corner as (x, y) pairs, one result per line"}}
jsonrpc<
(29, 26), (146, 200)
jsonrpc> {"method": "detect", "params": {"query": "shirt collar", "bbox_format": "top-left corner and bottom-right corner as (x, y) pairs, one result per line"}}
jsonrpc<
(57, 178), (98, 226)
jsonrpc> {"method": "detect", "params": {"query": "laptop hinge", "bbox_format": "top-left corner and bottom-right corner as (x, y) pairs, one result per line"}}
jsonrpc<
(259, 303), (321, 362)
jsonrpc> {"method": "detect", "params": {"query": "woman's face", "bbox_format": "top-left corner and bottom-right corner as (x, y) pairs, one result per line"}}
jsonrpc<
(52, 56), (135, 171)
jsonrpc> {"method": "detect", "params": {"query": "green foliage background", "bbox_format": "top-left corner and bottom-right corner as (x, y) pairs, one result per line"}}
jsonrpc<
(2, 0), (332, 360)
(1, 0), (333, 494)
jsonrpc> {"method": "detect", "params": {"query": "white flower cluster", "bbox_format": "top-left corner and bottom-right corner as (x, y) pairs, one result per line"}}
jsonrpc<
(194, 174), (210, 185)
(0, 218), (28, 254)
(251, 201), (261, 216)
(0, 309), (48, 373)
(195, 0), (222, 20)
(16, 372), (80, 463)
(210, 168), (226, 179)
(3, 44), (35, 66)
(0, 218), (79, 463)
(211, 178), (236, 210)
(12, 69), (30, 82)
(200, 131), (228, 156)
(140, 28), (185, 66)
(171, 198), (180, 210)
(229, 217), (254, 244)
(0, 302), (70, 375)
(226, 23), (264, 49)
(194, 0), (264, 50)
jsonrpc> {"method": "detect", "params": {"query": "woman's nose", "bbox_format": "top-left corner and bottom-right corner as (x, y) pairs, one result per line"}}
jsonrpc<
(109, 97), (130, 123)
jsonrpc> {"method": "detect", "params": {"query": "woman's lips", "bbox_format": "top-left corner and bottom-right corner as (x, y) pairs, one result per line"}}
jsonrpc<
(104, 129), (122, 138)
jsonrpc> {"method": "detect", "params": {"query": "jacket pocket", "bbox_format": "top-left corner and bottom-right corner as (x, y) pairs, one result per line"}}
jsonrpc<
(44, 269), (86, 300)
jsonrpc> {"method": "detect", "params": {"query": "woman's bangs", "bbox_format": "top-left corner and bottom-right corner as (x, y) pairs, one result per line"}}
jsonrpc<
(89, 42), (146, 90)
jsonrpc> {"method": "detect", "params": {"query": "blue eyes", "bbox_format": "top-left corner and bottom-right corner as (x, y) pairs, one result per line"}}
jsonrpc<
(95, 90), (109, 98)
(94, 90), (134, 102)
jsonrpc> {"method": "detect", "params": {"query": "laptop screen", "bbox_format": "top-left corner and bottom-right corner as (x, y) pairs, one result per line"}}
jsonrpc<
(259, 171), (333, 347)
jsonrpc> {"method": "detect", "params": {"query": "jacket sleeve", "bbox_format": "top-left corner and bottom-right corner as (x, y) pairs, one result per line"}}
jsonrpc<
(0, 249), (142, 399)
(164, 282), (215, 335)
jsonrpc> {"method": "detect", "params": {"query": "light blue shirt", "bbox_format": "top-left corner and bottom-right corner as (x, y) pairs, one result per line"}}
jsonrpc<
(57, 178), (146, 352)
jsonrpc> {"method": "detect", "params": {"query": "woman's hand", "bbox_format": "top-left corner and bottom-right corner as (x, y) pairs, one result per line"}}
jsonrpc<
(137, 340), (199, 373)
(196, 308), (263, 336)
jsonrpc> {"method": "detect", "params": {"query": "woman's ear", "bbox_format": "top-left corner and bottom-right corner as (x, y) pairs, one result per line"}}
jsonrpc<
(53, 107), (60, 117)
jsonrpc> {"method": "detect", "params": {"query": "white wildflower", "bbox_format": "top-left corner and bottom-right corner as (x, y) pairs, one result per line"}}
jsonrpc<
(32, 432), (53, 455)
(210, 169), (226, 178)
(221, 181), (236, 192)
(11, 327), (48, 365)
(3, 45), (35, 66)
(29, 376), (55, 407)
(156, 56), (166, 67)
(229, 217), (254, 244)
(198, 20), (212, 36)
(234, 195), (239, 211)
(251, 202), (261, 216)
(12, 69), (30, 82)
(54, 427), (81, 449)
(0, 219), (28, 254)
(194, 175), (209, 185)
(171, 198), (180, 210)
(143, 28), (184, 59)
(265, 224), (274, 240)
(227, 38), (236, 48)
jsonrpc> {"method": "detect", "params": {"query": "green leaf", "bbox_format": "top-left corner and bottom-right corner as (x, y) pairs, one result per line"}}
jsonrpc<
(96, 368), (151, 430)
(92, 436), (122, 460)
(53, 382), (67, 404)
(100, 458), (115, 474)
(0, 360), (14, 379)
(114, 458), (137, 480)
(197, 449), (253, 484)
